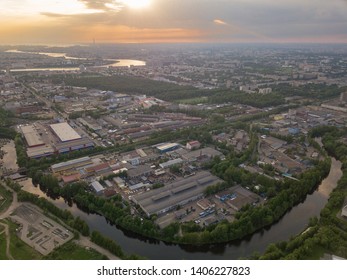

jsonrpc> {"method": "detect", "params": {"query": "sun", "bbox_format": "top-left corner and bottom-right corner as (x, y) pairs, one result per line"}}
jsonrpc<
(121, 0), (151, 9)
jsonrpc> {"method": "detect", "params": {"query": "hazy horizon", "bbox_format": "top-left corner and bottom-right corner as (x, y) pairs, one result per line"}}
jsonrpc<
(1, 0), (347, 45)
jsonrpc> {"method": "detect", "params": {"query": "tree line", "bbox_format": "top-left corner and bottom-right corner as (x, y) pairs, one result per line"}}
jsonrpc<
(258, 126), (347, 259)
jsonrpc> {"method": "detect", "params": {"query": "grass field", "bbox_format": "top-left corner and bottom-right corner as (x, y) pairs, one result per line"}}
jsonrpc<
(6, 220), (42, 260)
(44, 241), (107, 260)
(0, 230), (7, 260)
(0, 184), (13, 214)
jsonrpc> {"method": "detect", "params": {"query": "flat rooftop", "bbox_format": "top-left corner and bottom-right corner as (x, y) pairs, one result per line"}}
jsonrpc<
(51, 156), (92, 172)
(182, 147), (223, 161)
(50, 122), (81, 142)
(156, 143), (180, 151)
(132, 171), (223, 216)
(55, 137), (94, 150)
(21, 125), (45, 147)
(27, 145), (54, 158)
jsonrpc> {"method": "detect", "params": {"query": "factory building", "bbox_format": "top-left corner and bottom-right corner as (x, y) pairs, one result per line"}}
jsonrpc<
(21, 125), (45, 147)
(54, 137), (94, 154)
(50, 122), (81, 142)
(27, 145), (55, 159)
(51, 156), (92, 174)
(132, 171), (223, 217)
(156, 143), (180, 154)
(181, 147), (224, 162)
(127, 164), (153, 179)
(159, 158), (183, 169)
(90, 181), (105, 195)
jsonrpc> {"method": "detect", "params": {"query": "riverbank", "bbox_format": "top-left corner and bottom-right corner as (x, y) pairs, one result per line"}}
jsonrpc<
(18, 157), (341, 259)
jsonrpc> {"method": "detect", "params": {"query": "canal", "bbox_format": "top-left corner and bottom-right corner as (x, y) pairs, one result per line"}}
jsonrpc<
(18, 157), (342, 259)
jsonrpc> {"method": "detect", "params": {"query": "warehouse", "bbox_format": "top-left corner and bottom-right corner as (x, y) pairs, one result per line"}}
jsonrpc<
(132, 171), (223, 217)
(27, 145), (55, 159)
(21, 125), (45, 147)
(51, 156), (92, 174)
(54, 137), (94, 154)
(90, 181), (105, 195)
(159, 158), (183, 169)
(127, 164), (153, 179)
(182, 147), (224, 162)
(50, 122), (81, 142)
(156, 143), (180, 154)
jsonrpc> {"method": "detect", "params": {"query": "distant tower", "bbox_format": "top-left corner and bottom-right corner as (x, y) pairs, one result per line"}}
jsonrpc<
(93, 38), (96, 45)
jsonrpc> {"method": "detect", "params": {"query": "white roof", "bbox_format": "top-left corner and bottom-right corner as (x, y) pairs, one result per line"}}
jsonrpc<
(50, 122), (81, 142)
(91, 181), (105, 193)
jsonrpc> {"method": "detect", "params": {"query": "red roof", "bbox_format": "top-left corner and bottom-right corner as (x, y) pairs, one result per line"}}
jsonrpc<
(62, 173), (80, 184)
(86, 162), (109, 173)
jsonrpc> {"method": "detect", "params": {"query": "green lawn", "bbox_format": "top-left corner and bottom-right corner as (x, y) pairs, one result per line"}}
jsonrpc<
(6, 220), (42, 260)
(0, 231), (7, 260)
(44, 241), (108, 260)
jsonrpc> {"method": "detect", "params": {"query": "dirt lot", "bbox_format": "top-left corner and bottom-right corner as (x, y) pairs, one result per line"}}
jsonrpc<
(10, 203), (73, 255)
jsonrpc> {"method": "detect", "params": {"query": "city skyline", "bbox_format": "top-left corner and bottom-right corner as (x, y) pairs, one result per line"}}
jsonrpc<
(1, 0), (347, 45)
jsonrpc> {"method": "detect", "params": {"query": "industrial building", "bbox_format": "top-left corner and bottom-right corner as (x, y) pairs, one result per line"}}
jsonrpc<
(186, 140), (201, 150)
(90, 181), (105, 195)
(127, 164), (153, 179)
(27, 145), (55, 159)
(262, 136), (287, 150)
(181, 147), (224, 162)
(215, 186), (260, 211)
(51, 156), (92, 174)
(159, 158), (183, 169)
(21, 125), (45, 147)
(156, 143), (180, 154)
(113, 177), (126, 189)
(132, 171), (223, 217)
(54, 137), (94, 154)
(50, 122), (81, 142)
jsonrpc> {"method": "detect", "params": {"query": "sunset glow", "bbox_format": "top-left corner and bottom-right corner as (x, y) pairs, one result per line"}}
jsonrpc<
(121, 0), (151, 9)
(0, 0), (346, 44)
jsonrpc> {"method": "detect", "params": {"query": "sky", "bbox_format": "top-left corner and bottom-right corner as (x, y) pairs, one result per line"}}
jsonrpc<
(1, 0), (347, 44)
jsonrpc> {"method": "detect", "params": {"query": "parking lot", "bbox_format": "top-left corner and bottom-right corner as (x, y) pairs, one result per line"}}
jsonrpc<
(10, 203), (73, 255)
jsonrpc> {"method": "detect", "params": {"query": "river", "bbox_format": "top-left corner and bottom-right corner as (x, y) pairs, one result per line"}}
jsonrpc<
(17, 158), (342, 259)
(3, 50), (146, 72)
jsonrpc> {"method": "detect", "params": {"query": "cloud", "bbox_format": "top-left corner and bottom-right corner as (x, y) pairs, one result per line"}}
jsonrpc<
(2, 0), (347, 44)
(214, 19), (228, 26)
(79, 0), (123, 11)
(40, 12), (70, 18)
